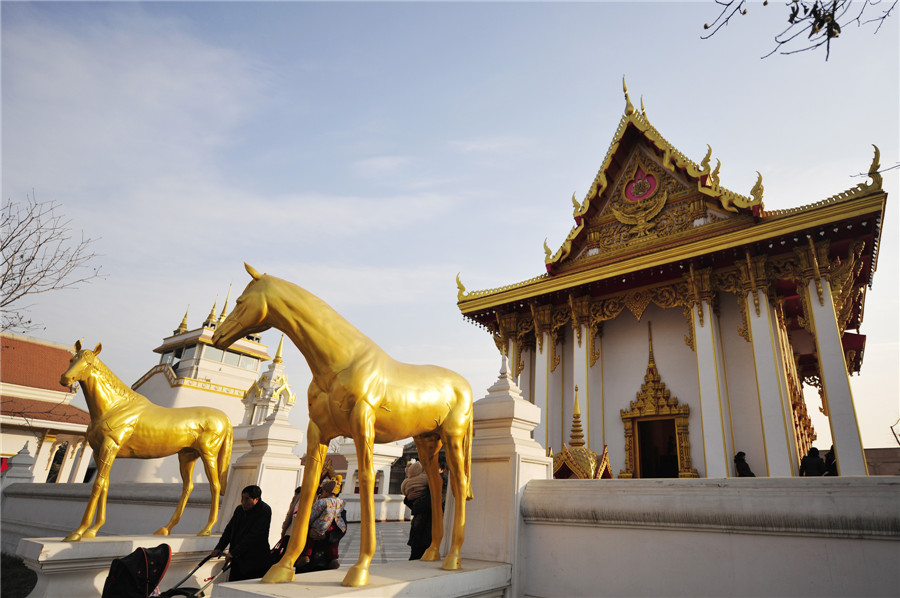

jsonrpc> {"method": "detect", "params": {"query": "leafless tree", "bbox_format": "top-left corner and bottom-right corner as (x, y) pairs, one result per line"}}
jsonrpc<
(2, 193), (104, 332)
(703, 0), (897, 60)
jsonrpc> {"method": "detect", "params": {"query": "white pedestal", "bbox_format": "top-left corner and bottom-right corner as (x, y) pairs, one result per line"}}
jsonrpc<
(211, 559), (510, 598)
(17, 535), (222, 598)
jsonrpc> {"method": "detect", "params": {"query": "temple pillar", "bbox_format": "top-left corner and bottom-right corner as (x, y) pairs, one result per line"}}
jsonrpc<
(67, 439), (94, 483)
(54, 440), (76, 484)
(804, 281), (868, 475)
(530, 305), (552, 452)
(691, 278), (731, 477)
(33, 432), (55, 482)
(746, 288), (795, 476)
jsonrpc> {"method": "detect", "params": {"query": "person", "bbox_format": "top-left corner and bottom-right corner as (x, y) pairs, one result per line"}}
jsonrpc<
(734, 451), (755, 477)
(281, 486), (303, 538)
(402, 461), (433, 560)
(799, 447), (826, 476)
(210, 485), (272, 581)
(297, 477), (346, 570)
(825, 445), (838, 476)
(400, 460), (428, 502)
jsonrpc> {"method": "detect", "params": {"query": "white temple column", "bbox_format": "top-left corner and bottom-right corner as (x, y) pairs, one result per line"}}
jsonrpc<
(531, 305), (552, 452)
(805, 279), (868, 475)
(54, 440), (75, 484)
(692, 295), (731, 478)
(747, 289), (795, 476)
(67, 440), (94, 483)
(33, 432), (55, 482)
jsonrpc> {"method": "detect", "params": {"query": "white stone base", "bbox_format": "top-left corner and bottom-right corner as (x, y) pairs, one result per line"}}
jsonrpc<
(212, 559), (511, 598)
(17, 534), (223, 598)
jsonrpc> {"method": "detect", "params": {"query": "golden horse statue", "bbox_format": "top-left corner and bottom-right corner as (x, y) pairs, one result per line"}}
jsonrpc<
(212, 264), (473, 587)
(60, 341), (233, 541)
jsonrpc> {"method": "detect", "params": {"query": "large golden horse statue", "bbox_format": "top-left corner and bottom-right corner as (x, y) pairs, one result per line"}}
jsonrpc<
(60, 341), (233, 541)
(212, 264), (473, 587)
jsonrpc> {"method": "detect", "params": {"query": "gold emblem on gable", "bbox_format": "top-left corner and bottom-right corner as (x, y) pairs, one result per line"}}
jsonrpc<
(610, 156), (669, 238)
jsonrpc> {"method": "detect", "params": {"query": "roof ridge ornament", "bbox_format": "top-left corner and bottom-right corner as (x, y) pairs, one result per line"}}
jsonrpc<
(456, 273), (466, 302)
(623, 75), (635, 116)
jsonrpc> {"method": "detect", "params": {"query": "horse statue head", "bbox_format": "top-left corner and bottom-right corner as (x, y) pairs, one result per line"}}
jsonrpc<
(212, 263), (272, 347)
(60, 340), (103, 387)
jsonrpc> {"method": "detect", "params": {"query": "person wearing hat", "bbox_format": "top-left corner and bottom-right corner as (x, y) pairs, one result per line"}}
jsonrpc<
(297, 477), (346, 569)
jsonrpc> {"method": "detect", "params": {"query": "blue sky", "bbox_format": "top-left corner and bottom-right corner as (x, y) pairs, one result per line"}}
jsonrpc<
(3, 1), (898, 450)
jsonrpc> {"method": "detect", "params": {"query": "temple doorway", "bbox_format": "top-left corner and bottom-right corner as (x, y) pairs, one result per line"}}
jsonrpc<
(637, 418), (679, 478)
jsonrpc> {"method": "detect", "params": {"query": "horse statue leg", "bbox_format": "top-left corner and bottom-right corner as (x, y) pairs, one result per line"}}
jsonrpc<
(156, 451), (197, 535)
(196, 446), (222, 536)
(64, 438), (118, 541)
(440, 410), (472, 571)
(342, 404), (377, 587)
(262, 420), (328, 584)
(413, 434), (445, 562)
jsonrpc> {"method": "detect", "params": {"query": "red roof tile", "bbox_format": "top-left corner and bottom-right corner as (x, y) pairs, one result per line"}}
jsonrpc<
(1, 334), (74, 392)
(0, 395), (90, 426)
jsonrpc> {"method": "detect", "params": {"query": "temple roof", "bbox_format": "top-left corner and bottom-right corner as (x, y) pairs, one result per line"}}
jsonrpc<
(456, 84), (886, 335)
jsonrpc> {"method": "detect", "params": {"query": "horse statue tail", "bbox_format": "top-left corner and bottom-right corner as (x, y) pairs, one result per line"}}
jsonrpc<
(218, 423), (233, 496)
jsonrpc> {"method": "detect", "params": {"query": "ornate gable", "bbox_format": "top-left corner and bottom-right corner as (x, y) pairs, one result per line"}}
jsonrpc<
(545, 80), (764, 274)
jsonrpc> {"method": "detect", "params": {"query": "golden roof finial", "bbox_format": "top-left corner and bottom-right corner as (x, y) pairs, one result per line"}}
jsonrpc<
(273, 334), (285, 364)
(569, 385), (585, 448)
(176, 306), (189, 334)
(543, 238), (552, 260)
(456, 273), (466, 302)
(640, 95), (646, 116)
(648, 321), (656, 366)
(623, 75), (635, 116)
(205, 298), (218, 327)
(218, 284), (232, 324)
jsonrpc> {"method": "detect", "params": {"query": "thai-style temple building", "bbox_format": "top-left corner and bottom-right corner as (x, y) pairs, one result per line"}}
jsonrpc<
(457, 84), (886, 479)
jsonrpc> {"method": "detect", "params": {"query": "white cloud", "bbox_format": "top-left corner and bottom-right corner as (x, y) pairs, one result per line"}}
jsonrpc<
(351, 155), (413, 179)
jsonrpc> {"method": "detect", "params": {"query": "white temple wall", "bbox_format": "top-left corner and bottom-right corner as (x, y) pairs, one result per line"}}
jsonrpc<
(599, 313), (646, 474)
(586, 331), (605, 453)
(717, 293), (768, 476)
(594, 305), (702, 476)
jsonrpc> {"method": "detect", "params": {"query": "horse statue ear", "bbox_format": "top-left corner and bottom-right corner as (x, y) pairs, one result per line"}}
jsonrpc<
(94, 343), (102, 355)
(74, 340), (82, 352)
(245, 263), (262, 280)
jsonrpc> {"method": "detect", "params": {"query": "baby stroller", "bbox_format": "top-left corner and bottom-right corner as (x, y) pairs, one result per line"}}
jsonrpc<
(101, 543), (229, 598)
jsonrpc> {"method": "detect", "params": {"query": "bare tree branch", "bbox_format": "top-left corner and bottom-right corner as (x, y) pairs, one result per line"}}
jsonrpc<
(2, 192), (104, 332)
(703, 0), (897, 60)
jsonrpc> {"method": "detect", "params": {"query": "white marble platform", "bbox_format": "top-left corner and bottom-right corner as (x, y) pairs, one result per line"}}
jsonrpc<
(17, 534), (223, 598)
(213, 560), (511, 598)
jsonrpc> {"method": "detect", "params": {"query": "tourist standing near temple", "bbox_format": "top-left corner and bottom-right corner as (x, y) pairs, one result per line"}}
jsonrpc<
(211, 485), (272, 581)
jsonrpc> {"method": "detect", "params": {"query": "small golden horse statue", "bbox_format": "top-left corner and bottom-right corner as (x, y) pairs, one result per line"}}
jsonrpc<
(60, 341), (233, 541)
(212, 264), (473, 587)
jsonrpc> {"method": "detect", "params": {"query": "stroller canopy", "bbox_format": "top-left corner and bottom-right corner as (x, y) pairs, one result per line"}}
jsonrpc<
(102, 543), (172, 598)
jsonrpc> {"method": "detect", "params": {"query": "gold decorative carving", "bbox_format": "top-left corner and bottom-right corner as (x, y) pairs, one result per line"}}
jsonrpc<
(681, 304), (696, 350)
(569, 295), (591, 348)
(549, 308), (570, 373)
(618, 324), (699, 479)
(589, 321), (604, 367)
(531, 304), (552, 354)
(625, 290), (653, 321)
(515, 317), (535, 379)
(827, 240), (866, 335)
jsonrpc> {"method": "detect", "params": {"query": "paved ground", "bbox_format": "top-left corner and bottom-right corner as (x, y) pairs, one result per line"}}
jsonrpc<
(338, 521), (411, 564)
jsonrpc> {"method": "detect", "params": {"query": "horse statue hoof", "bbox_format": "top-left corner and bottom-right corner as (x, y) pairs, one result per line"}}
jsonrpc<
(441, 555), (462, 571)
(82, 530), (98, 539)
(421, 547), (441, 561)
(261, 563), (295, 584)
(63, 532), (82, 542)
(196, 529), (212, 537)
(154, 527), (170, 536)
(341, 565), (369, 587)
